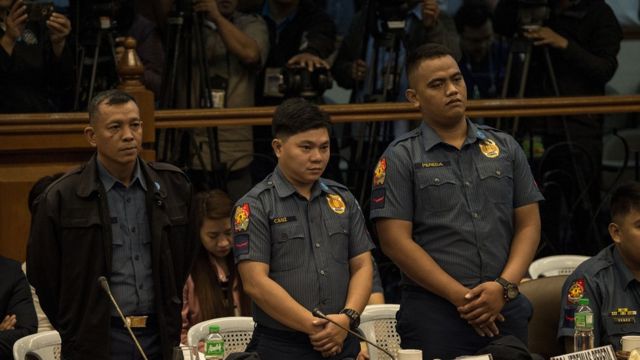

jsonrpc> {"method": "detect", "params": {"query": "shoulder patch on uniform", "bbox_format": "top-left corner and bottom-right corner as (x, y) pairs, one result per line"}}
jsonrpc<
(327, 194), (346, 214)
(233, 234), (250, 256)
(371, 187), (386, 210)
(567, 278), (585, 304)
(234, 203), (251, 232)
(373, 158), (387, 186)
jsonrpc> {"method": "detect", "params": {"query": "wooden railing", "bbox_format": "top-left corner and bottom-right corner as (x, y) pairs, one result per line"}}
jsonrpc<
(1, 37), (640, 263)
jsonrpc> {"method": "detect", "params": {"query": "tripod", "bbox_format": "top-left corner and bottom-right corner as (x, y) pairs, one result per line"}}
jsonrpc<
(159, 5), (224, 190)
(73, 18), (119, 110)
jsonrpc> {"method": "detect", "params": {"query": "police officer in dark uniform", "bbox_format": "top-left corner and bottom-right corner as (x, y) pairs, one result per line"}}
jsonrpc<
(233, 98), (374, 360)
(370, 44), (544, 359)
(558, 182), (640, 353)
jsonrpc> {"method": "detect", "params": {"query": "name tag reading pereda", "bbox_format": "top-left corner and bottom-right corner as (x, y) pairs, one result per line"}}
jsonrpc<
(550, 345), (616, 360)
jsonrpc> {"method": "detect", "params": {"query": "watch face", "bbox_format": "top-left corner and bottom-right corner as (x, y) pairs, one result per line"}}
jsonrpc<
(507, 286), (519, 299)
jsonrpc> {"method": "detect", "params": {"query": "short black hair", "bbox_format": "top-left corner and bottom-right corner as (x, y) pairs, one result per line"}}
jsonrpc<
(610, 181), (640, 222)
(88, 89), (137, 125)
(406, 44), (456, 82)
(272, 98), (331, 138)
(28, 173), (64, 214)
(454, 0), (493, 34)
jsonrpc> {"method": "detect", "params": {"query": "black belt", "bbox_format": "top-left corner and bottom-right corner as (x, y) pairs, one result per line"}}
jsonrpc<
(111, 314), (157, 329)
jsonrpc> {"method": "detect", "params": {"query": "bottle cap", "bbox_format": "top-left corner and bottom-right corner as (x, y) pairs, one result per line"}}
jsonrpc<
(209, 325), (220, 333)
(578, 298), (589, 306)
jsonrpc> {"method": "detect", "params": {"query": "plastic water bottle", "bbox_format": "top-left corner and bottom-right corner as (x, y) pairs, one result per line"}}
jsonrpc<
(204, 325), (224, 360)
(574, 298), (595, 352)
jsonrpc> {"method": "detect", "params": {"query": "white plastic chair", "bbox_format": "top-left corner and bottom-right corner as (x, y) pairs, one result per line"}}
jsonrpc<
(13, 330), (61, 360)
(528, 255), (589, 279)
(187, 316), (255, 359)
(358, 304), (401, 360)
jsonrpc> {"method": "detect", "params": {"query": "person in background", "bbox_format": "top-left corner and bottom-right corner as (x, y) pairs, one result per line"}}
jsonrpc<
(454, 0), (507, 99)
(0, 0), (73, 113)
(1, 255), (37, 358)
(557, 182), (640, 352)
(21, 173), (65, 333)
(181, 189), (251, 345)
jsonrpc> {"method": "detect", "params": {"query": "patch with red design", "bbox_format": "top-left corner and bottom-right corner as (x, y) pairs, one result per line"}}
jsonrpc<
(567, 279), (585, 304)
(234, 203), (251, 232)
(373, 158), (387, 186)
(371, 187), (386, 210)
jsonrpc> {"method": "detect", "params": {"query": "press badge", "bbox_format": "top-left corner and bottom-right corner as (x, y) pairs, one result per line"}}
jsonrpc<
(263, 67), (284, 97)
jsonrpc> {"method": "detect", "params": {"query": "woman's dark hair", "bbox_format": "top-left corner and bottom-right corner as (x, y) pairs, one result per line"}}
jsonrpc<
(191, 190), (250, 319)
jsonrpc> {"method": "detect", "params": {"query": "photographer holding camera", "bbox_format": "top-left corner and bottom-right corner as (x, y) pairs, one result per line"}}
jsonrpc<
(494, 0), (622, 255)
(332, 0), (460, 104)
(0, 0), (73, 113)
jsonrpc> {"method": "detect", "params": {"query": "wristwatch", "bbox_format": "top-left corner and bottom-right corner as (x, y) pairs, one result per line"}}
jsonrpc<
(495, 277), (519, 302)
(339, 308), (361, 329)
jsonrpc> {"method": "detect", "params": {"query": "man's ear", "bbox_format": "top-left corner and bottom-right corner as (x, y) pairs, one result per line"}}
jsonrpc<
(609, 222), (621, 244)
(84, 126), (97, 147)
(272, 138), (283, 158)
(406, 88), (419, 107)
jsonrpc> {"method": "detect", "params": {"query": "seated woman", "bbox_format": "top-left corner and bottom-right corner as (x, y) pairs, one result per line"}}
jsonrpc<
(181, 189), (251, 345)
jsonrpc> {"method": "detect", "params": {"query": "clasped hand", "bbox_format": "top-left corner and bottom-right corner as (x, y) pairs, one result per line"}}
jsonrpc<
(457, 281), (506, 337)
(309, 314), (350, 358)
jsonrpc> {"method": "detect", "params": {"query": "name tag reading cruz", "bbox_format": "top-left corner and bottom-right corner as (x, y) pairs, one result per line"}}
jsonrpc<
(550, 345), (616, 360)
(271, 216), (296, 224)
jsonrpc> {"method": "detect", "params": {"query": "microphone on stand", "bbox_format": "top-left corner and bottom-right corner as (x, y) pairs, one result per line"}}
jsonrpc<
(98, 276), (149, 360)
(312, 308), (395, 360)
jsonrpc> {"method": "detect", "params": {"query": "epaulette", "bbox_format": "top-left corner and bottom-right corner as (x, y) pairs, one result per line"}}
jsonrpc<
(388, 127), (421, 147)
(476, 124), (504, 133)
(319, 178), (348, 192)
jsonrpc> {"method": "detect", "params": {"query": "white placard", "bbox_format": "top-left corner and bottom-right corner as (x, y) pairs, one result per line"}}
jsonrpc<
(455, 355), (493, 360)
(550, 345), (616, 360)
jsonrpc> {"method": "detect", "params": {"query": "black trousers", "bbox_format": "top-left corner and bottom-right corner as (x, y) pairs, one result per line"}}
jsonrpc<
(246, 324), (359, 360)
(397, 287), (533, 360)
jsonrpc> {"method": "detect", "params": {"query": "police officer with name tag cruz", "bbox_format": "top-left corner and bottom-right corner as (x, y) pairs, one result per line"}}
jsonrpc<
(232, 98), (374, 360)
(370, 44), (544, 360)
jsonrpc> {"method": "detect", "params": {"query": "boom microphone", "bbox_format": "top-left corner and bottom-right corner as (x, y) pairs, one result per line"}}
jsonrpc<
(312, 308), (395, 360)
(98, 276), (149, 360)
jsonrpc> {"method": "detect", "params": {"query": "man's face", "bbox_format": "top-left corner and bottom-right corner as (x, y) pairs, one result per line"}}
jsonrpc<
(216, 0), (237, 18)
(273, 127), (330, 188)
(406, 55), (467, 128)
(461, 20), (494, 63)
(200, 217), (232, 259)
(610, 208), (640, 268)
(85, 101), (142, 172)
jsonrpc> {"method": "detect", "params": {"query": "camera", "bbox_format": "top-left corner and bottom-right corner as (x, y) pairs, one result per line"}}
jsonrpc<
(278, 65), (333, 99)
(517, 0), (550, 31)
(374, 0), (413, 34)
(24, 1), (54, 23)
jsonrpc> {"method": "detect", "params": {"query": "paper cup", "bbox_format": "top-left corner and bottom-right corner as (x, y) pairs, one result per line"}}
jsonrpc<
(621, 335), (640, 351)
(397, 349), (423, 360)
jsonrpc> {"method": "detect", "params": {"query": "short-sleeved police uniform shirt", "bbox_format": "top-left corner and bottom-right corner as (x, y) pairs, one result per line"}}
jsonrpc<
(232, 167), (375, 331)
(558, 245), (640, 350)
(369, 120), (543, 288)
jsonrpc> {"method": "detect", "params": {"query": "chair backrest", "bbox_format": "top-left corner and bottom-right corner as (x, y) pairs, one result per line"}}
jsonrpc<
(358, 304), (401, 360)
(528, 255), (589, 279)
(519, 275), (568, 359)
(13, 330), (61, 360)
(187, 316), (255, 359)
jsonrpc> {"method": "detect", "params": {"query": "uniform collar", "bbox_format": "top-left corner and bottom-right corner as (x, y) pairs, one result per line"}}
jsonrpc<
(272, 166), (330, 199)
(97, 158), (147, 192)
(613, 245), (637, 289)
(420, 118), (482, 152)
